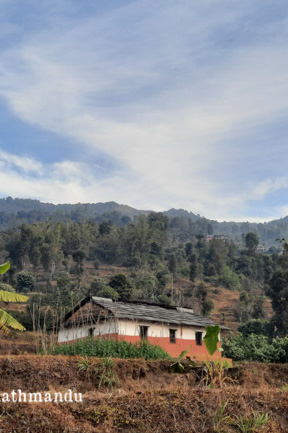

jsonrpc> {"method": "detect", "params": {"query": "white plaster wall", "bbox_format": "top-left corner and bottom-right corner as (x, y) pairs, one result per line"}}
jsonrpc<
(58, 326), (90, 343)
(58, 319), (217, 343)
(118, 320), (168, 337)
(118, 320), (208, 340)
(94, 321), (118, 336)
(181, 326), (207, 340)
(58, 320), (118, 343)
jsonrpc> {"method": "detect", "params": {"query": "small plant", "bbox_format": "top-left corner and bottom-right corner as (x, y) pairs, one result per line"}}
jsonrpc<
(203, 359), (230, 388)
(234, 411), (269, 433)
(170, 346), (194, 373)
(77, 356), (120, 388)
(213, 400), (232, 432)
(78, 356), (91, 372)
(95, 358), (120, 389)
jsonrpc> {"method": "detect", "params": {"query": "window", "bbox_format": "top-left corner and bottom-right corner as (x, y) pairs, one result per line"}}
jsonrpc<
(169, 329), (176, 343)
(195, 332), (202, 346)
(139, 326), (148, 340)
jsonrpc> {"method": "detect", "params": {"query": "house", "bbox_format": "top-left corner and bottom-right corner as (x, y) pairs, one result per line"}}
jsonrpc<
(58, 297), (228, 361)
(206, 234), (230, 242)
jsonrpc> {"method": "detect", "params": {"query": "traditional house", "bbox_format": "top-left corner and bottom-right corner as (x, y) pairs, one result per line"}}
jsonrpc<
(58, 297), (228, 361)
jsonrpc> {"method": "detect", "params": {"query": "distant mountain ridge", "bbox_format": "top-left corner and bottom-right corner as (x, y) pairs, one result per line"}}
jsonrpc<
(0, 198), (202, 221)
(0, 197), (147, 217)
(0, 197), (287, 246)
(162, 208), (200, 221)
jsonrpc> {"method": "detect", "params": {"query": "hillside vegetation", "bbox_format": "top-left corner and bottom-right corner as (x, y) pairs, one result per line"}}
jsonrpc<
(0, 196), (288, 245)
(0, 200), (287, 361)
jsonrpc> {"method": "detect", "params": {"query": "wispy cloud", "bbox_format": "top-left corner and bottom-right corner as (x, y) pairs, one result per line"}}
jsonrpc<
(0, 148), (42, 175)
(0, 0), (288, 220)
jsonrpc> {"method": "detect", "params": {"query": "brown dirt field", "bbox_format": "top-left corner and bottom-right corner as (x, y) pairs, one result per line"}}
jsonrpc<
(0, 356), (287, 432)
(0, 332), (37, 355)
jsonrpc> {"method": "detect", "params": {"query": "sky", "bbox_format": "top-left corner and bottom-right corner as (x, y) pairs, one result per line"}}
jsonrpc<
(0, 0), (288, 222)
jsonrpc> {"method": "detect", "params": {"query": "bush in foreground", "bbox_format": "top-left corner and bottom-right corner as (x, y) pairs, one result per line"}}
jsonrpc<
(50, 338), (171, 360)
(222, 333), (288, 363)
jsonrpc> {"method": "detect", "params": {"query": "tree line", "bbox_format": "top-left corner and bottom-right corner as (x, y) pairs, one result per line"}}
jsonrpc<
(0, 197), (288, 245)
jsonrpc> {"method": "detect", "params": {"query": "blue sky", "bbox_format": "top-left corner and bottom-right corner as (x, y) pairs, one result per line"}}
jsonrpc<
(0, 0), (288, 221)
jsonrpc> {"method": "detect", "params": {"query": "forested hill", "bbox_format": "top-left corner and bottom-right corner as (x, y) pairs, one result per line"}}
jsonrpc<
(0, 197), (288, 245)
(0, 197), (148, 228)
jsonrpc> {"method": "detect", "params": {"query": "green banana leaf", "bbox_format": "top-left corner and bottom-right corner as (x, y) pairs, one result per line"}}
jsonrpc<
(0, 291), (28, 303)
(0, 262), (10, 275)
(0, 308), (25, 332)
(0, 261), (28, 333)
(203, 325), (220, 356)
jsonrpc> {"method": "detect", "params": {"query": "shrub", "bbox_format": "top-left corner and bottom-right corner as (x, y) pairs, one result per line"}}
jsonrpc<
(222, 332), (288, 363)
(238, 319), (271, 337)
(218, 265), (241, 291)
(50, 338), (170, 360)
(0, 283), (15, 293)
(179, 266), (190, 278)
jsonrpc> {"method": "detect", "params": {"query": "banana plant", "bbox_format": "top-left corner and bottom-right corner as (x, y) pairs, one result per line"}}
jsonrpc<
(170, 346), (194, 373)
(203, 325), (220, 356)
(0, 262), (28, 334)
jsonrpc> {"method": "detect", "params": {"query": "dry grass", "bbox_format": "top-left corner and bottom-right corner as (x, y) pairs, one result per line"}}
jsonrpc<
(0, 357), (286, 432)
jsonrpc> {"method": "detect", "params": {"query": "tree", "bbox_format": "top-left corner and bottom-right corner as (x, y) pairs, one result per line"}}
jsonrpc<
(156, 265), (170, 289)
(168, 254), (177, 276)
(200, 298), (214, 317)
(0, 262), (28, 334)
(195, 283), (214, 317)
(16, 271), (35, 293)
(218, 265), (241, 291)
(267, 269), (288, 336)
(96, 286), (119, 300)
(185, 242), (193, 257)
(244, 232), (259, 254)
(135, 274), (158, 300)
(90, 277), (109, 294)
(109, 274), (134, 301)
(72, 249), (86, 276)
(238, 319), (271, 337)
(40, 243), (53, 271)
(266, 241), (288, 336)
(189, 253), (197, 282)
(99, 221), (112, 235)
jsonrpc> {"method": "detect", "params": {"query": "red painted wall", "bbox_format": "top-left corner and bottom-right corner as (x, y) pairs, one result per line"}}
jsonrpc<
(59, 332), (227, 362)
(117, 334), (222, 361)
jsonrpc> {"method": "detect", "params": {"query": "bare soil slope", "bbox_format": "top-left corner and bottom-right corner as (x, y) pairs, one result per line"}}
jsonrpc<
(0, 356), (287, 432)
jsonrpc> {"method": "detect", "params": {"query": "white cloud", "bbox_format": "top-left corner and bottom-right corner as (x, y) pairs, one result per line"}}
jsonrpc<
(251, 177), (288, 200)
(0, 1), (288, 219)
(0, 148), (42, 174)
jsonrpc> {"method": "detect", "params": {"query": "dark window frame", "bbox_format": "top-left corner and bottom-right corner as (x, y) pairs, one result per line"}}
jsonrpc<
(139, 325), (148, 340)
(195, 331), (203, 346)
(169, 329), (177, 343)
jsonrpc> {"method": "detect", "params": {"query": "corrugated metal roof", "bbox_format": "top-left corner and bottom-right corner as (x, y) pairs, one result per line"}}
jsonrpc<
(90, 297), (227, 329)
